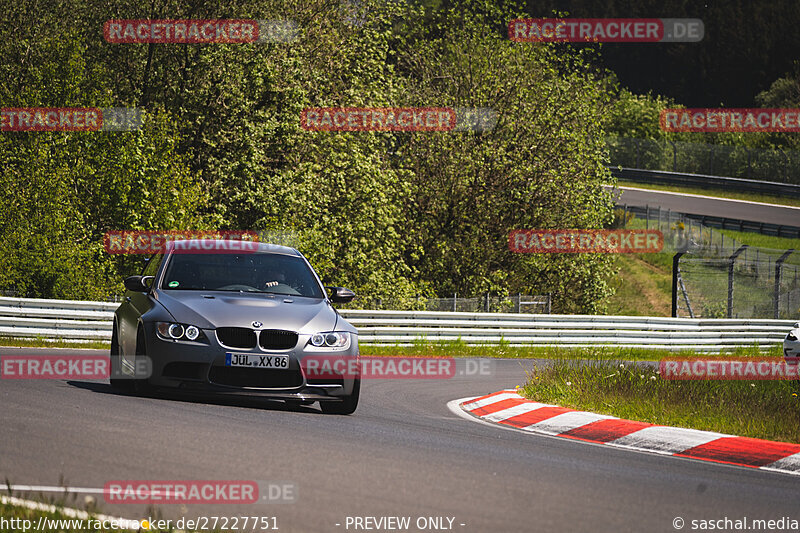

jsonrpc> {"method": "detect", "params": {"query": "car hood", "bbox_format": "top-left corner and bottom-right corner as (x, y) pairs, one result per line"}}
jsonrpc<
(154, 290), (339, 332)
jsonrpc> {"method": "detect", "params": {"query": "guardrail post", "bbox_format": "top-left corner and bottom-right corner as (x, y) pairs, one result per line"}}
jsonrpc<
(727, 245), (749, 318)
(755, 249), (759, 277)
(774, 249), (794, 319)
(657, 206), (662, 232)
(485, 292), (490, 313)
(672, 252), (686, 317)
(453, 293), (457, 312)
(546, 293), (552, 314)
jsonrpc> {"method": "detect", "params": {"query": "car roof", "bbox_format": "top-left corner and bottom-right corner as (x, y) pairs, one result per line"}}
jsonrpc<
(164, 239), (302, 256)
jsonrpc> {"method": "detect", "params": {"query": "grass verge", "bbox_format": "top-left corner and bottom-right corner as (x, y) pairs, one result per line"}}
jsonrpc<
(606, 255), (672, 316)
(0, 496), (138, 532)
(361, 341), (783, 360)
(0, 337), (109, 350)
(520, 358), (800, 443)
(0, 494), (215, 532)
(713, 228), (800, 252)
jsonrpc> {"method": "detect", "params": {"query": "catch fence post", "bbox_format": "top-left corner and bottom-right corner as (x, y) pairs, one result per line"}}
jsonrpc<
(774, 250), (795, 319)
(727, 246), (749, 318)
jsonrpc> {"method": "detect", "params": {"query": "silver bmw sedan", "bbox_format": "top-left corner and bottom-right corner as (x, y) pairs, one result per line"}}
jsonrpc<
(111, 239), (360, 414)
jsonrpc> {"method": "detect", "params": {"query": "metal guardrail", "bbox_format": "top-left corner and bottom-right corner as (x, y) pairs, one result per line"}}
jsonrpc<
(622, 204), (800, 239)
(606, 137), (800, 187)
(0, 297), (793, 352)
(610, 167), (800, 199)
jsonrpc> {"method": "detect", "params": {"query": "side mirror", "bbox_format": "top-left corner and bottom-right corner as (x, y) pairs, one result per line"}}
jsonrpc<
(326, 286), (355, 304)
(124, 275), (153, 292)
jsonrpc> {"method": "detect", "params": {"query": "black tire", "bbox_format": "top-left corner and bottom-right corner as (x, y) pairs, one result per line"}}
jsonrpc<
(109, 321), (133, 391)
(320, 379), (360, 415)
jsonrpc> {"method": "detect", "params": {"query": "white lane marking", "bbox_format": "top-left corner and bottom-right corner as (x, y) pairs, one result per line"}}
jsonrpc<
(5, 485), (107, 494)
(612, 185), (800, 210)
(608, 426), (728, 455)
(0, 494), (143, 530)
(525, 411), (616, 435)
(460, 392), (522, 410)
(482, 402), (553, 423)
(761, 451), (800, 473)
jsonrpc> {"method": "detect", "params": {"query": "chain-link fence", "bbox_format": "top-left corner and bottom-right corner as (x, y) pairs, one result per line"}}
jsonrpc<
(676, 249), (800, 320)
(338, 293), (552, 313)
(607, 137), (800, 185)
(615, 206), (800, 319)
(616, 204), (752, 253)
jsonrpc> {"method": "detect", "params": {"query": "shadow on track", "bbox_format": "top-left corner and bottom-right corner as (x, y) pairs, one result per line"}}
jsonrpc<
(65, 380), (321, 414)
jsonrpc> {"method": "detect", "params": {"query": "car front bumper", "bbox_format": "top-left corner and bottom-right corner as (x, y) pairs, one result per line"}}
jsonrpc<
(135, 323), (359, 400)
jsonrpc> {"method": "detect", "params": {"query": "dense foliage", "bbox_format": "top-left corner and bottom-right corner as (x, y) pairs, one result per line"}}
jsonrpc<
(0, 0), (664, 312)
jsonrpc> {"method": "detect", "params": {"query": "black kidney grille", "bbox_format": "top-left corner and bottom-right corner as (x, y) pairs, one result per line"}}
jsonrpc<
(259, 329), (298, 350)
(216, 327), (257, 349)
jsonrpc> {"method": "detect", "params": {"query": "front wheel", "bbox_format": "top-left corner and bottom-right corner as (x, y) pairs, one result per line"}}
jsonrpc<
(109, 321), (133, 391)
(132, 325), (154, 395)
(320, 379), (360, 415)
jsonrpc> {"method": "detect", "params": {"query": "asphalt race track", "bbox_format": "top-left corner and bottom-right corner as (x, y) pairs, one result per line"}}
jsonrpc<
(1, 347), (798, 533)
(607, 186), (800, 228)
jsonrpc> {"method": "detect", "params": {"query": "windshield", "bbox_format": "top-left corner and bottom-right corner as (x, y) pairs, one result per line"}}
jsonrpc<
(160, 251), (324, 298)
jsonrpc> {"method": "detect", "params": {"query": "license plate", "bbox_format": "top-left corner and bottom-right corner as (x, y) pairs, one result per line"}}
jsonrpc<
(225, 353), (290, 369)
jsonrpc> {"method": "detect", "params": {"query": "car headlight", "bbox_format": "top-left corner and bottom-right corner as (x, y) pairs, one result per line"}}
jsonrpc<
(185, 325), (200, 341)
(168, 323), (184, 339)
(788, 332), (798, 342)
(308, 331), (351, 350)
(156, 322), (205, 342)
